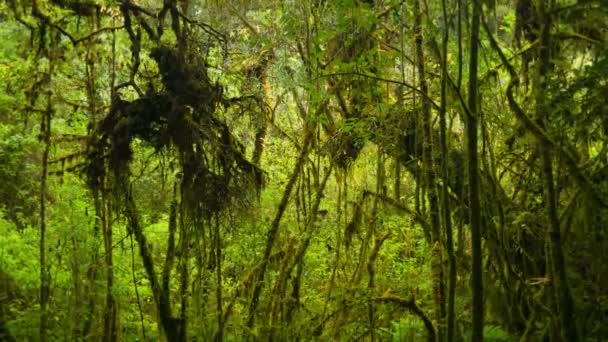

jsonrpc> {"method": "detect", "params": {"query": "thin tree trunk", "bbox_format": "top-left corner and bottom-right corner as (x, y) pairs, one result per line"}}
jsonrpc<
(161, 185), (178, 314)
(103, 16), (118, 341)
(535, 1), (579, 340)
(440, 0), (457, 340)
(214, 215), (223, 342)
(124, 187), (180, 341)
(70, 236), (83, 339)
(38, 46), (56, 340)
(275, 164), (332, 336)
(541, 144), (579, 341)
(414, 0), (444, 339)
(102, 193), (117, 342)
(86, 36), (117, 339)
(368, 151), (384, 342)
(39, 85), (51, 342)
(247, 128), (312, 327)
(178, 206), (189, 341)
(457, 0), (463, 91)
(467, 0), (484, 340)
(81, 219), (100, 338)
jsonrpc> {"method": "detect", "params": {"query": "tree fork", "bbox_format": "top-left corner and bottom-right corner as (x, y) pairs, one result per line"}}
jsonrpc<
(125, 187), (181, 341)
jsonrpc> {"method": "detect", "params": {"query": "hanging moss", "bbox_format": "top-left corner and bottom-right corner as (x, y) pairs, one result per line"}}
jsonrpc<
(85, 45), (262, 218)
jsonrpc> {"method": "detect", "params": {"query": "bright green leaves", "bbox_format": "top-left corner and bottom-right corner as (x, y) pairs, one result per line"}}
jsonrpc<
(500, 12), (516, 35)
(0, 217), (40, 287)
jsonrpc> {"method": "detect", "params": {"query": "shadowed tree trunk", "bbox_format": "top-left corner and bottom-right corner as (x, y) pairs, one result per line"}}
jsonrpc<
(38, 50), (54, 342)
(39, 93), (51, 342)
(102, 193), (117, 342)
(440, 0), (457, 340)
(535, 1), (579, 340)
(124, 186), (182, 341)
(467, 0), (484, 340)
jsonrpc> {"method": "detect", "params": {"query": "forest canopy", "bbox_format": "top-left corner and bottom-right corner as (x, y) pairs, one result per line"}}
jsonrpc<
(0, 0), (607, 341)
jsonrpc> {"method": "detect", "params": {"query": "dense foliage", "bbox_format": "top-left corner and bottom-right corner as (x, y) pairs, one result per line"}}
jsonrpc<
(0, 0), (607, 341)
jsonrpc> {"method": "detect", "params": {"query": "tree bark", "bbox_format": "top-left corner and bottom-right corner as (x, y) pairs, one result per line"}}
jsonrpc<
(440, 0), (457, 340)
(102, 193), (117, 342)
(39, 92), (51, 342)
(124, 187), (181, 341)
(467, 0), (484, 340)
(214, 215), (223, 342)
(39, 59), (54, 342)
(414, 0), (445, 339)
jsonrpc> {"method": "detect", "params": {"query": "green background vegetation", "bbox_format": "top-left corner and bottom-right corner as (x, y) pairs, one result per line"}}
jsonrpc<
(0, 0), (607, 341)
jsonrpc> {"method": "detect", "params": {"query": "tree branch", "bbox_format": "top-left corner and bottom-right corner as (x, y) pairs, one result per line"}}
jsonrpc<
(481, 15), (607, 207)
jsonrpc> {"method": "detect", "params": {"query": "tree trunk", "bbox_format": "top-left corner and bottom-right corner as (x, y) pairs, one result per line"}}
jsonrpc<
(102, 193), (117, 342)
(124, 187), (181, 341)
(214, 215), (223, 342)
(414, 0), (444, 339)
(440, 0), (457, 340)
(178, 204), (189, 342)
(247, 127), (312, 327)
(467, 0), (484, 340)
(39, 64), (54, 342)
(535, 1), (579, 340)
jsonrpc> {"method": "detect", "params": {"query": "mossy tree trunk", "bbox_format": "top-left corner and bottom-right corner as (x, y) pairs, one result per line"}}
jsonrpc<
(414, 0), (444, 339)
(247, 127), (312, 327)
(440, 0), (457, 340)
(38, 39), (56, 342)
(467, 0), (484, 340)
(535, 1), (579, 340)
(124, 186), (182, 341)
